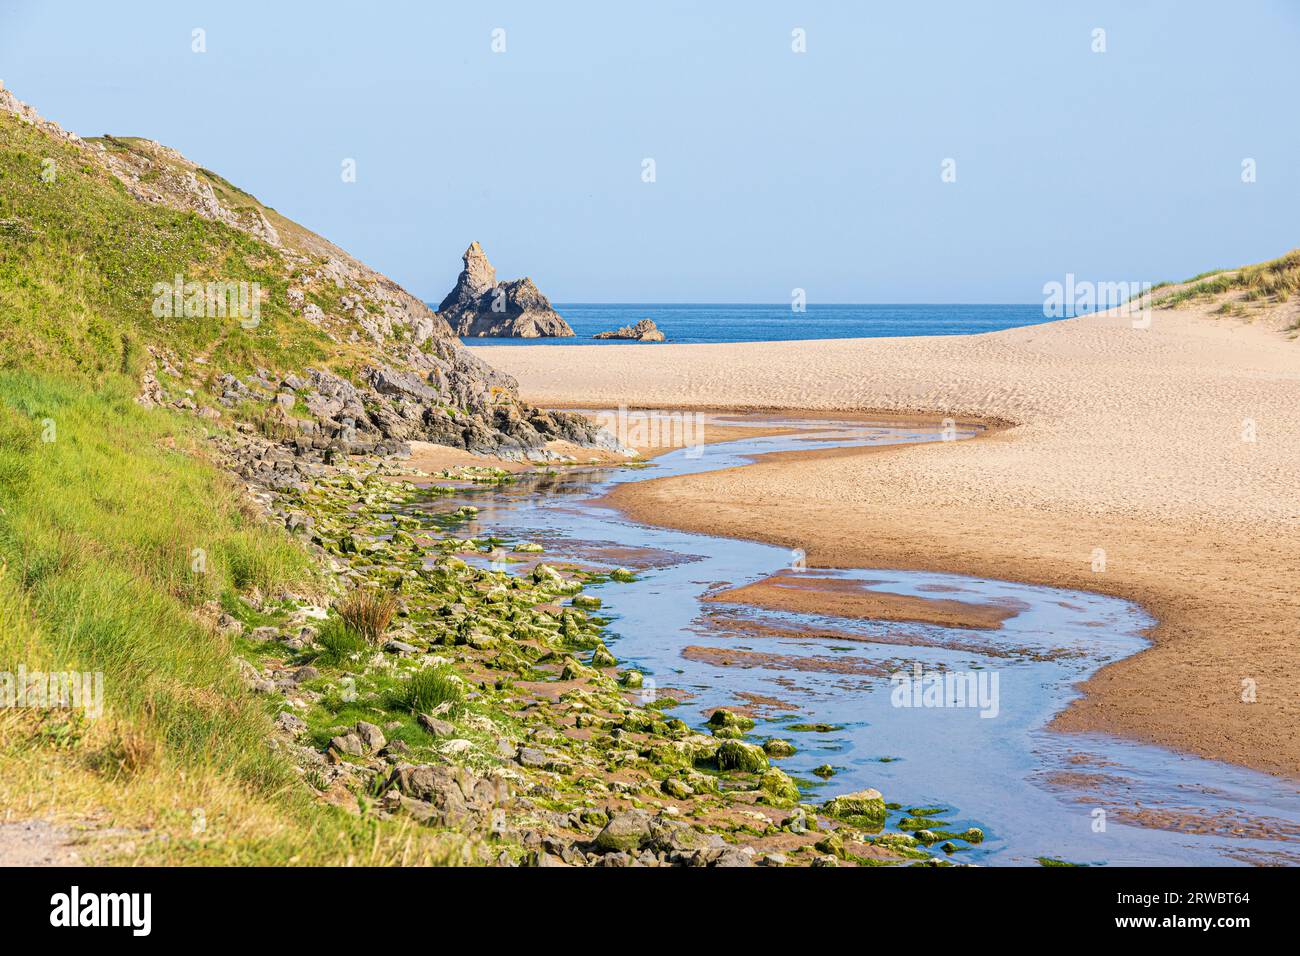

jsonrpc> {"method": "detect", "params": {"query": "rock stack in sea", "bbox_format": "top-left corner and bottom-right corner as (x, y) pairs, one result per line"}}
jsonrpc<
(592, 318), (665, 342)
(436, 242), (575, 338)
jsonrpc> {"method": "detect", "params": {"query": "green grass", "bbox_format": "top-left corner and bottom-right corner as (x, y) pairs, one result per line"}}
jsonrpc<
(0, 111), (331, 382)
(0, 106), (491, 863)
(395, 665), (465, 715)
(0, 370), (471, 863)
(312, 617), (368, 667)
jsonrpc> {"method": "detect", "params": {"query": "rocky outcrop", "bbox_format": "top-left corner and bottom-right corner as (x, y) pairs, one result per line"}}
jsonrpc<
(437, 242), (574, 338)
(0, 85), (609, 460)
(592, 318), (665, 342)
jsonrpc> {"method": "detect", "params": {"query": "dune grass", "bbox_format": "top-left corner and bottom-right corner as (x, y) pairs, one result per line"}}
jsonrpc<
(1156, 250), (1300, 317)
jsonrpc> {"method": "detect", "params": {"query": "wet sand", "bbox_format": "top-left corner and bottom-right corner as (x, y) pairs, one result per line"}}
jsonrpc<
(472, 302), (1300, 778)
(707, 570), (1021, 630)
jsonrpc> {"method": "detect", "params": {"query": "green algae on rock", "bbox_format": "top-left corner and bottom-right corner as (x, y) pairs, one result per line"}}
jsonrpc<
(821, 788), (887, 826)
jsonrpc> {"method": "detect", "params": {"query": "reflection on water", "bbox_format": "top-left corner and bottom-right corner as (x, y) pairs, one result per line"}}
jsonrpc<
(405, 415), (1300, 866)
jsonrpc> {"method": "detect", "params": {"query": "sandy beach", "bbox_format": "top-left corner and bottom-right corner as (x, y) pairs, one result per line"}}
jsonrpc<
(472, 302), (1300, 778)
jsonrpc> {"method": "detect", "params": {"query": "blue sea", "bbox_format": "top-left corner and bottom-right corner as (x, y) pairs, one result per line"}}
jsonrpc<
(452, 303), (1053, 346)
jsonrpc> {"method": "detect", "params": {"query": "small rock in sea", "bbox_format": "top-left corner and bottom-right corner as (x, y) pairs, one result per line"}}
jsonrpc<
(592, 318), (665, 342)
(707, 708), (755, 732)
(763, 738), (797, 757)
(822, 788), (887, 824)
(590, 644), (617, 668)
(715, 739), (768, 773)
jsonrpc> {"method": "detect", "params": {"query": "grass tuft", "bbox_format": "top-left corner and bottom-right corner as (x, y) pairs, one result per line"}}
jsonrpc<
(312, 617), (368, 667)
(336, 587), (398, 645)
(395, 665), (464, 715)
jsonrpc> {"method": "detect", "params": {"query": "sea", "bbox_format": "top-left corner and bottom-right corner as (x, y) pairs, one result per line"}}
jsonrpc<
(449, 303), (1055, 346)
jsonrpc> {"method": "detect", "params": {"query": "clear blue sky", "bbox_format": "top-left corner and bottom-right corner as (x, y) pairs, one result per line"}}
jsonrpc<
(3, 1), (1298, 303)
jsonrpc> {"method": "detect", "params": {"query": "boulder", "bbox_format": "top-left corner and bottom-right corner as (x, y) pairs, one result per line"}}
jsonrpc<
(593, 809), (655, 853)
(592, 318), (665, 342)
(822, 788), (887, 825)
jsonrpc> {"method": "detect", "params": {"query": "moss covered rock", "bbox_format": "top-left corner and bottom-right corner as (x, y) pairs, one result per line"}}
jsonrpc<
(707, 708), (755, 732)
(715, 739), (769, 773)
(762, 738), (796, 757)
(822, 788), (887, 826)
(758, 768), (800, 806)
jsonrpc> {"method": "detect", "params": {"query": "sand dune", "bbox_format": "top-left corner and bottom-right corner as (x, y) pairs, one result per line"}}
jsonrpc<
(472, 305), (1300, 777)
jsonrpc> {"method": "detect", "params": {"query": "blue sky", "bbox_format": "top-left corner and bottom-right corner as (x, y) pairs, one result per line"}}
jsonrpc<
(3, 1), (1298, 302)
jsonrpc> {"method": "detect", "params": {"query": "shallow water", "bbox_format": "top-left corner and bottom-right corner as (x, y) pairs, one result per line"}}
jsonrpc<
(408, 416), (1300, 866)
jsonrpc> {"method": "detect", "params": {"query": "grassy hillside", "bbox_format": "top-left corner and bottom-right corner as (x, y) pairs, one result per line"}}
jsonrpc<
(0, 107), (474, 862)
(0, 372), (472, 861)
(0, 111), (337, 380)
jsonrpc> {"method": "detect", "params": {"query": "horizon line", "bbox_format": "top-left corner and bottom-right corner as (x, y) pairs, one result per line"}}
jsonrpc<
(421, 300), (1051, 308)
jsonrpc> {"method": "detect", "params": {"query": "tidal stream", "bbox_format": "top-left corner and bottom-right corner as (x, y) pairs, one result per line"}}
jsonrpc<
(407, 414), (1300, 866)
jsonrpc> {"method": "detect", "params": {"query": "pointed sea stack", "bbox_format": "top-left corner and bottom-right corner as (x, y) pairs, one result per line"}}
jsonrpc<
(436, 242), (575, 337)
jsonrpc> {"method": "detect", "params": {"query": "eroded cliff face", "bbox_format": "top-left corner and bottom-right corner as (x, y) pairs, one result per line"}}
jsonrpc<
(0, 85), (605, 460)
(437, 242), (575, 338)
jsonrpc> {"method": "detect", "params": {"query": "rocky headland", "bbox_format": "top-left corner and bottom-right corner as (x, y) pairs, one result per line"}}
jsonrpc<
(0, 86), (601, 463)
